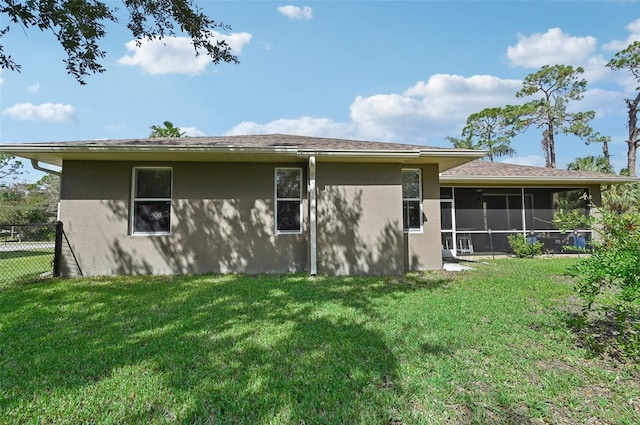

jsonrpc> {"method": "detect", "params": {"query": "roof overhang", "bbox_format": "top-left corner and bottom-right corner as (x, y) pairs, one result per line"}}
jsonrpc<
(0, 143), (486, 171)
(440, 175), (639, 187)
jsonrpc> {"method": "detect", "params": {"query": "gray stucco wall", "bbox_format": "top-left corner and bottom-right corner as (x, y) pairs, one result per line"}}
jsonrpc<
(59, 161), (308, 276)
(315, 163), (404, 275)
(315, 163), (442, 275)
(58, 160), (445, 277)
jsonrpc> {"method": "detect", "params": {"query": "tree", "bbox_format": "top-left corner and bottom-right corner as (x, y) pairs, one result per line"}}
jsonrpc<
(0, 174), (59, 224)
(514, 65), (596, 168)
(149, 121), (185, 138)
(565, 155), (640, 214)
(567, 155), (614, 175)
(1, 0), (238, 84)
(450, 107), (517, 162)
(603, 171), (640, 215)
(0, 153), (23, 180)
(584, 132), (612, 169)
(606, 41), (640, 177)
(557, 155), (614, 217)
(29, 174), (60, 219)
(445, 134), (476, 150)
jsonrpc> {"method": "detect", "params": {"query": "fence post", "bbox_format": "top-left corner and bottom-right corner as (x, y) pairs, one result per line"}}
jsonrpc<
(53, 221), (63, 277)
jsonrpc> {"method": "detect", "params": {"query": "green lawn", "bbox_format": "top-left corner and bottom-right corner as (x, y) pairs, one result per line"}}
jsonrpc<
(0, 248), (54, 288)
(1, 259), (638, 424)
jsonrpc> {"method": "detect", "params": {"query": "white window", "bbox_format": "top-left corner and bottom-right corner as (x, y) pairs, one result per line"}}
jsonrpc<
(402, 169), (422, 232)
(131, 167), (172, 235)
(275, 168), (302, 233)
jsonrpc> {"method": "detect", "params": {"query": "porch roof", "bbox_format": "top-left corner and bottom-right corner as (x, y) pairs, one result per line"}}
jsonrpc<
(440, 160), (638, 186)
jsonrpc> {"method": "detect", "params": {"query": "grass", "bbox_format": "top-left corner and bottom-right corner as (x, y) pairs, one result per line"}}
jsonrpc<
(0, 248), (54, 288)
(0, 258), (638, 424)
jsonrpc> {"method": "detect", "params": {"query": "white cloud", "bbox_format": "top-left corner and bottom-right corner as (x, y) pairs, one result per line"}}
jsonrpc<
(180, 126), (207, 137)
(118, 32), (252, 75)
(351, 74), (523, 141)
(277, 5), (313, 21)
(502, 155), (546, 167)
(580, 55), (614, 84)
(604, 18), (640, 51)
(27, 81), (40, 93)
(226, 117), (357, 139)
(575, 88), (626, 118)
(226, 74), (524, 145)
(506, 28), (597, 68)
(2, 102), (74, 122)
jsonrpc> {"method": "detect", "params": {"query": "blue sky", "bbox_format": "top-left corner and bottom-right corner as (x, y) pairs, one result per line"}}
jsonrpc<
(2, 1), (640, 181)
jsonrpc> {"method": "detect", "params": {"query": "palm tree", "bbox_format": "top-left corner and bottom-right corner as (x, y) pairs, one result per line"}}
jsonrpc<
(567, 155), (614, 175)
(483, 138), (516, 162)
(149, 121), (185, 138)
(567, 155), (640, 213)
(445, 135), (476, 150)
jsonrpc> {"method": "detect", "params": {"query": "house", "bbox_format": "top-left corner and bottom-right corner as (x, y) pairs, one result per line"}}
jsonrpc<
(0, 134), (634, 276)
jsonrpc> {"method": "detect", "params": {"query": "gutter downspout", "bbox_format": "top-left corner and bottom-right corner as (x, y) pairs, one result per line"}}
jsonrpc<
(31, 160), (62, 221)
(31, 159), (61, 177)
(309, 156), (317, 276)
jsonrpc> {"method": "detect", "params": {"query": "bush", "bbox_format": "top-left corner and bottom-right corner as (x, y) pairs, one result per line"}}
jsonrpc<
(573, 210), (640, 307)
(570, 207), (640, 360)
(507, 233), (543, 258)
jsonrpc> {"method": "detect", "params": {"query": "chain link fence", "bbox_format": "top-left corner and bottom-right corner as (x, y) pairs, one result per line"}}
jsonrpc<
(0, 223), (59, 288)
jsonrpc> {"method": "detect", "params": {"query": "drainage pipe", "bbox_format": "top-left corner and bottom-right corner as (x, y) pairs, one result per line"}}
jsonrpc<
(31, 159), (61, 177)
(309, 156), (317, 276)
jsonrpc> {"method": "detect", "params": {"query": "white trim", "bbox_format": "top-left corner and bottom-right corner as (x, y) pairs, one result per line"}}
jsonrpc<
(0, 143), (489, 170)
(130, 167), (173, 236)
(440, 176), (637, 185)
(30, 159), (61, 176)
(274, 167), (303, 235)
(521, 188), (527, 236)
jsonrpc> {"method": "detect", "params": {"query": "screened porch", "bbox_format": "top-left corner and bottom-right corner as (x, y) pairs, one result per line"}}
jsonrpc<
(440, 186), (592, 257)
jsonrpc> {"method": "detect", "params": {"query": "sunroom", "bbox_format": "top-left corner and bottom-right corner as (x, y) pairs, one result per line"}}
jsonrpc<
(439, 186), (593, 257)
(438, 160), (633, 257)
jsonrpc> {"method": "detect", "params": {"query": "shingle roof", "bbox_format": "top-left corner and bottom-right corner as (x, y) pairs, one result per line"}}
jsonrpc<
(441, 160), (636, 184)
(2, 134), (636, 184)
(32, 133), (444, 151)
(1, 133), (483, 170)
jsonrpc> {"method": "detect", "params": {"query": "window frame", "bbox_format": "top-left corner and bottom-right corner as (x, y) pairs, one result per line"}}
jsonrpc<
(274, 167), (303, 235)
(130, 166), (173, 236)
(402, 168), (423, 233)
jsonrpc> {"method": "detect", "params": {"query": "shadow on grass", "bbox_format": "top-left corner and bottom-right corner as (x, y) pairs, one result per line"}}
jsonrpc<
(0, 273), (453, 423)
(564, 311), (640, 361)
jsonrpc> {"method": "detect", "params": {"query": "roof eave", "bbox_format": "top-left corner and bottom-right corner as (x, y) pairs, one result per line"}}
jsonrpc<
(0, 145), (303, 167)
(440, 175), (639, 186)
(1, 144), (487, 168)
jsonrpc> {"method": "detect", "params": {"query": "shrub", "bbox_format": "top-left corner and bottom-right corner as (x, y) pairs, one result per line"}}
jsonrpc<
(507, 233), (543, 258)
(570, 207), (640, 360)
(573, 209), (640, 308)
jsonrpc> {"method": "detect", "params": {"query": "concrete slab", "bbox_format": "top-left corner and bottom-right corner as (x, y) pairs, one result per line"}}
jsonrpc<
(443, 262), (475, 271)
